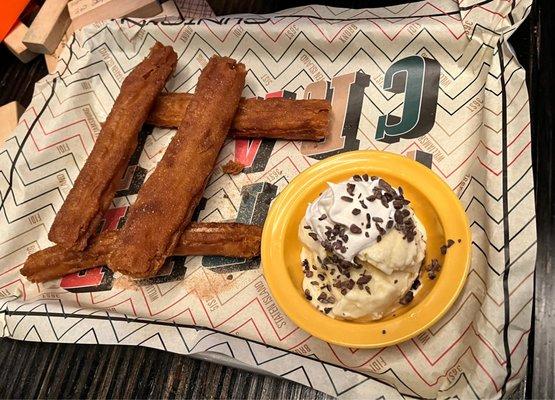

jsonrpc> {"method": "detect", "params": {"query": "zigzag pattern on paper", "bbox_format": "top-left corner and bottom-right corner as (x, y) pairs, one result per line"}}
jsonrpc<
(0, 0), (534, 398)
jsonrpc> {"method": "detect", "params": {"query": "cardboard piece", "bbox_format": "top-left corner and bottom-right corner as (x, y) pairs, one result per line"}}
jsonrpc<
(4, 21), (38, 63)
(22, 0), (70, 54)
(0, 101), (25, 145)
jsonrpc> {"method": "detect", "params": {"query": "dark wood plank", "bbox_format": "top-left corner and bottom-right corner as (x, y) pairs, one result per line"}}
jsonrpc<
(525, 0), (554, 398)
(0, 338), (332, 399)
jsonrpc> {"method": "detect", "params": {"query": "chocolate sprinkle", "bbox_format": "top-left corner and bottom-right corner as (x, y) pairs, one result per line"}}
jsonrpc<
(317, 273), (325, 281)
(352, 208), (361, 215)
(386, 220), (394, 229)
(399, 291), (414, 305)
(411, 278), (421, 291)
(365, 286), (371, 294)
(318, 214), (327, 221)
(304, 289), (312, 301)
(346, 183), (355, 196)
(372, 217), (383, 223)
(317, 292), (327, 302)
(357, 275), (371, 284)
(308, 232), (319, 241)
(350, 224), (362, 234)
(324, 307), (332, 314)
(353, 175), (362, 181)
(341, 196), (353, 203)
(427, 259), (441, 280)
(377, 235), (382, 242)
(304, 225), (311, 230)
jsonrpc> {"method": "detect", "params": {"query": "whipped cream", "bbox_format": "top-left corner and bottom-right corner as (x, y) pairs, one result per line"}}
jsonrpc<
(303, 175), (409, 262)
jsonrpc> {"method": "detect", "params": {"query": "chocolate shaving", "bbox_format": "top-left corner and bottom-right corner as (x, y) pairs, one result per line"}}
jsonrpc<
(426, 258), (441, 280)
(399, 291), (414, 305)
(341, 196), (353, 203)
(353, 175), (362, 181)
(346, 183), (355, 196)
(356, 275), (371, 284)
(352, 208), (361, 215)
(304, 289), (312, 301)
(350, 224), (362, 234)
(411, 278), (421, 291)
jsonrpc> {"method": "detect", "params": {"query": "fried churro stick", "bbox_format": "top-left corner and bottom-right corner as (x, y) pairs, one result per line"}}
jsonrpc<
(109, 56), (246, 278)
(48, 42), (177, 251)
(21, 223), (262, 283)
(146, 93), (330, 141)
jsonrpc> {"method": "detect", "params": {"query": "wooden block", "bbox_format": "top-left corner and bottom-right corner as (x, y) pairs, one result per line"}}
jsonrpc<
(149, 1), (179, 20)
(22, 0), (70, 54)
(44, 31), (69, 73)
(4, 21), (38, 63)
(127, 0), (162, 18)
(68, 0), (160, 31)
(0, 101), (25, 145)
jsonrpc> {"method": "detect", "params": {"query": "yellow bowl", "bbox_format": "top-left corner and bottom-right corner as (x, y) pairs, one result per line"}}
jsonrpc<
(261, 150), (471, 348)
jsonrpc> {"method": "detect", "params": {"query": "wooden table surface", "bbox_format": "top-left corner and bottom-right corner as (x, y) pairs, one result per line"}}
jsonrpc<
(0, 0), (552, 398)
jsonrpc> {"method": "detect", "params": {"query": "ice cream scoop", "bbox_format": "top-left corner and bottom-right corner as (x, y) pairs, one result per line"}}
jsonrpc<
(299, 175), (427, 320)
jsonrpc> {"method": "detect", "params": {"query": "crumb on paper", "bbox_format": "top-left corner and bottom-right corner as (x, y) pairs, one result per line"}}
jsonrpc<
(222, 160), (245, 175)
(113, 274), (140, 291)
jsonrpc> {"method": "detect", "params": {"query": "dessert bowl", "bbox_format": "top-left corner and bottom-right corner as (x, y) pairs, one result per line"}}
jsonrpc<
(261, 150), (471, 348)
